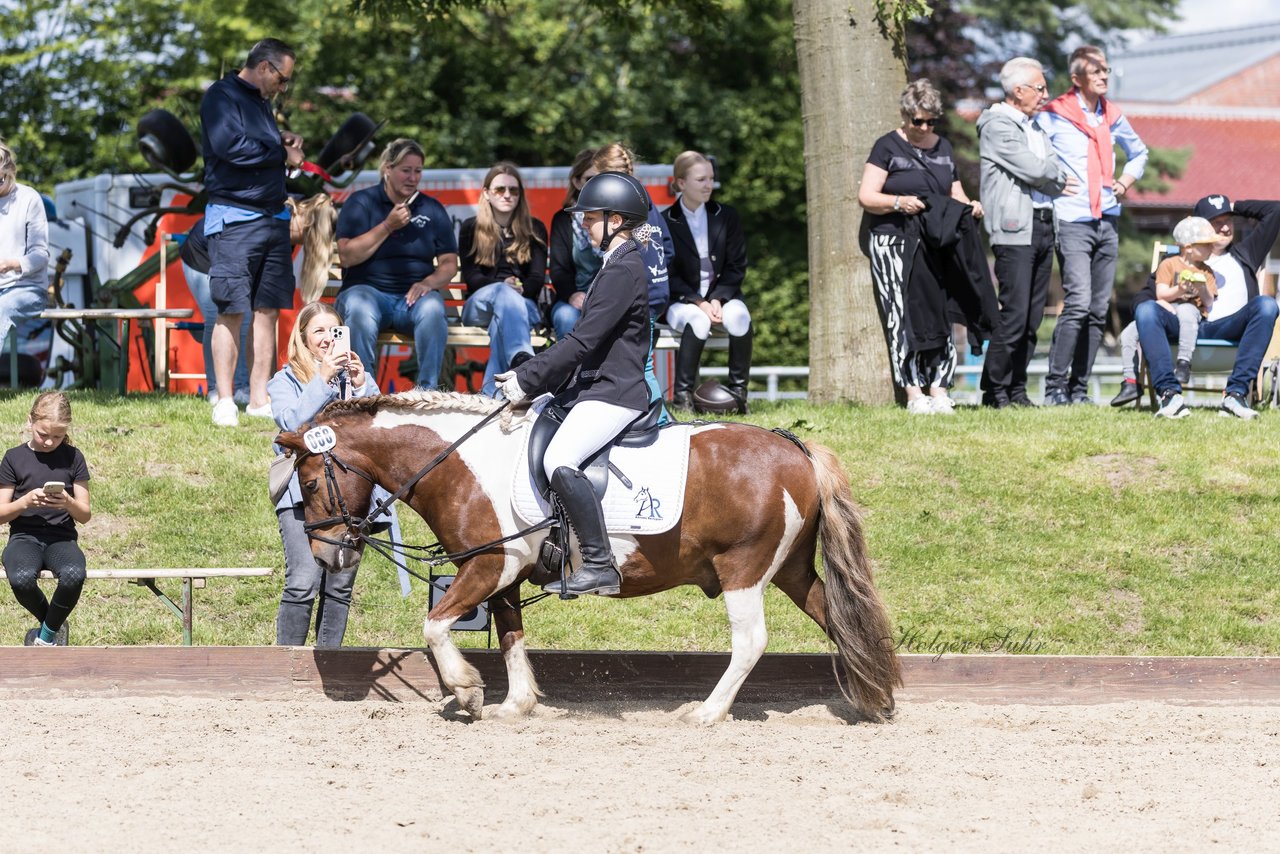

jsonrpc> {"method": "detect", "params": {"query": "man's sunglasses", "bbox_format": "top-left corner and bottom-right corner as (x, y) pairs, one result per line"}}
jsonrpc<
(266, 60), (291, 86)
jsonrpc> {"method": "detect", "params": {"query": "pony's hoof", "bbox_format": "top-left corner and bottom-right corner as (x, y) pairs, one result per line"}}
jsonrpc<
(679, 706), (725, 726)
(453, 686), (485, 720)
(489, 702), (534, 722)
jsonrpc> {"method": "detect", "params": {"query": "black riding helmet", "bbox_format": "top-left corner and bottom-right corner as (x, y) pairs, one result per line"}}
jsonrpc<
(571, 171), (650, 248)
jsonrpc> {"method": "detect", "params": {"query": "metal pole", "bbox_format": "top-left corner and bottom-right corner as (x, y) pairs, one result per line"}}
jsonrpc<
(182, 577), (193, 646)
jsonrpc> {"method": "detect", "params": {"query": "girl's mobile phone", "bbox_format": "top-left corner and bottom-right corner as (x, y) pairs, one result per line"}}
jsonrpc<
(43, 481), (65, 495)
(330, 326), (351, 358)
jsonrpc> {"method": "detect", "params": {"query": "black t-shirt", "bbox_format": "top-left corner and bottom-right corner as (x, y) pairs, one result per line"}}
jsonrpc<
(864, 130), (959, 237)
(0, 442), (91, 540)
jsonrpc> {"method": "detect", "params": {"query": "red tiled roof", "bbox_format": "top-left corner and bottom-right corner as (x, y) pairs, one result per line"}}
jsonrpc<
(1125, 112), (1280, 209)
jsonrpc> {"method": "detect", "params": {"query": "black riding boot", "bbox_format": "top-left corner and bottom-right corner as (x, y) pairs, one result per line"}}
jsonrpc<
(543, 466), (622, 597)
(726, 326), (753, 414)
(671, 326), (705, 410)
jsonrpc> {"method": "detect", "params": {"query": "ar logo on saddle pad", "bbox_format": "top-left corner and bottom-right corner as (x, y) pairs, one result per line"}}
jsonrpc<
(634, 486), (662, 521)
(303, 425), (337, 454)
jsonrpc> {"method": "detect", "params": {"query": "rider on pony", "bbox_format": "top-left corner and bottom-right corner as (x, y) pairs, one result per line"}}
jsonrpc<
(495, 172), (654, 598)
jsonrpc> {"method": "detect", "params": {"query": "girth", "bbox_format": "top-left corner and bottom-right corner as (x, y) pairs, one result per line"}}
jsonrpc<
(527, 399), (664, 500)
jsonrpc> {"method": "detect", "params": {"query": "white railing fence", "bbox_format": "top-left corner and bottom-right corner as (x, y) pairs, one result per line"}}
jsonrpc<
(703, 360), (1242, 406)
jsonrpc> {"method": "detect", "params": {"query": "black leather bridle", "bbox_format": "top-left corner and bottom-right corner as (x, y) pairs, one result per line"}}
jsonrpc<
(293, 400), (553, 586)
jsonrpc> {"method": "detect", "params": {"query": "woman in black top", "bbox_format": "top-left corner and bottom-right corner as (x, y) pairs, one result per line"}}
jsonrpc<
(0, 391), (92, 645)
(547, 147), (598, 339)
(858, 79), (984, 415)
(495, 173), (652, 600)
(458, 162), (548, 397)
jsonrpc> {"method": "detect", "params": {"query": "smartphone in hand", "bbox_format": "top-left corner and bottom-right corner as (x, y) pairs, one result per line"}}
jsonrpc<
(330, 325), (351, 358)
(43, 481), (65, 496)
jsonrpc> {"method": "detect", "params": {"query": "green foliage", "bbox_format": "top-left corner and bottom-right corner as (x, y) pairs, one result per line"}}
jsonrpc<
(1, 392), (1277, 657)
(876, 0), (935, 61)
(958, 0), (1179, 85)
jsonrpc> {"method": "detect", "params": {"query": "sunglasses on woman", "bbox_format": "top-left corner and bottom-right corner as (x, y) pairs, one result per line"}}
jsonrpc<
(910, 117), (939, 128)
(489, 185), (521, 196)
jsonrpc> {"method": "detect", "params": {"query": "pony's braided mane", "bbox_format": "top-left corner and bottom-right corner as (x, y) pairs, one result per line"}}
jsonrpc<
(321, 389), (534, 431)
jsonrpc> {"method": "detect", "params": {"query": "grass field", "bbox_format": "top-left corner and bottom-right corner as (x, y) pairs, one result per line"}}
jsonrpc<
(1, 390), (1276, 656)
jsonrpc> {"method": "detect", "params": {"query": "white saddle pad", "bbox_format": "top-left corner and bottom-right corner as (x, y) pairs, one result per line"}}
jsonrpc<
(511, 423), (692, 535)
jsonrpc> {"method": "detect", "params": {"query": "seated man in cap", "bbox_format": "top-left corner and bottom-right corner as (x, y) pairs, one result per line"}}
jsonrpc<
(1133, 194), (1280, 419)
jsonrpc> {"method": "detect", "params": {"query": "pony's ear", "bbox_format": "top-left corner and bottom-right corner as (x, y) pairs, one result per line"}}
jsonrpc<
(275, 431), (306, 456)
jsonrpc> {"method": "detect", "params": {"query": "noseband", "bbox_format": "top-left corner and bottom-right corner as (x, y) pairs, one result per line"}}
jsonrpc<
(301, 448), (380, 550)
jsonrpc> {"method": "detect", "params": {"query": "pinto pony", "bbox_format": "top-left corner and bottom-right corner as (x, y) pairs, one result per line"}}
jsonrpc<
(276, 391), (900, 723)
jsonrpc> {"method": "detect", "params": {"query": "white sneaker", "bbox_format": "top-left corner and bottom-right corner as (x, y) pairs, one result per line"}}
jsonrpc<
(907, 397), (934, 415)
(212, 397), (239, 427)
(1154, 391), (1190, 419)
(1218, 393), (1259, 420)
(929, 395), (956, 415)
(245, 403), (274, 418)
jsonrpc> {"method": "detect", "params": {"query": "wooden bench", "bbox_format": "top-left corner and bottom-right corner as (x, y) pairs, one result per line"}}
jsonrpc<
(325, 261), (730, 394)
(321, 275), (549, 391)
(2, 567), (271, 646)
(6, 307), (194, 393)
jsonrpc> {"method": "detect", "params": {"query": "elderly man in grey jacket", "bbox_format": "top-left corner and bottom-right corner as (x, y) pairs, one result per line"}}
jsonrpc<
(977, 57), (1078, 408)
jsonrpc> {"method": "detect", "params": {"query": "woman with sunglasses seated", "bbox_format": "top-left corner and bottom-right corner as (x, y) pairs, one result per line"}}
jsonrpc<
(457, 162), (548, 397)
(858, 79), (984, 415)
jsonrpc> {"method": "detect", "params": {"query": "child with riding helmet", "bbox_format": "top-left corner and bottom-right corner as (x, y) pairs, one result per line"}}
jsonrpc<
(495, 172), (652, 598)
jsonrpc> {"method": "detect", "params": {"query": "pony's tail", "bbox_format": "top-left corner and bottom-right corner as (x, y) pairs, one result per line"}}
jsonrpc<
(809, 442), (901, 720)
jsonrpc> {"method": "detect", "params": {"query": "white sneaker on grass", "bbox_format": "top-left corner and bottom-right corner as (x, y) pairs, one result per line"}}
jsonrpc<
(929, 395), (956, 415)
(1155, 390), (1190, 419)
(245, 403), (274, 418)
(212, 397), (239, 427)
(906, 397), (934, 415)
(1218, 392), (1258, 420)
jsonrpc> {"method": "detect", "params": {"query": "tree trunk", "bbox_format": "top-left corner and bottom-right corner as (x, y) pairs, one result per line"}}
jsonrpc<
(793, 0), (904, 404)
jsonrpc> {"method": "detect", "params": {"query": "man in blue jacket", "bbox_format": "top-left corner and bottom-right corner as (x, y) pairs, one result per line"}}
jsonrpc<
(200, 38), (304, 427)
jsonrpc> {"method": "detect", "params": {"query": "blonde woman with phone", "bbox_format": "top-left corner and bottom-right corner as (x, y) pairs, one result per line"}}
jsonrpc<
(267, 302), (394, 646)
(0, 391), (91, 646)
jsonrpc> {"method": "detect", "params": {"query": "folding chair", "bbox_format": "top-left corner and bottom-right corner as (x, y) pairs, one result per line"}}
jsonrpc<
(1138, 241), (1249, 408)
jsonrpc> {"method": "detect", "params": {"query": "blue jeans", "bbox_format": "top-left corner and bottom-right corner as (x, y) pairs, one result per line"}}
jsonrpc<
(551, 300), (581, 339)
(183, 263), (249, 397)
(336, 285), (447, 389)
(1137, 295), (1279, 397)
(0, 284), (48, 353)
(276, 506), (356, 647)
(461, 282), (541, 397)
(1046, 218), (1119, 396)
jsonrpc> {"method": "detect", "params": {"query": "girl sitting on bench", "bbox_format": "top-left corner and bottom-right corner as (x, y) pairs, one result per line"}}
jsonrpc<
(0, 391), (92, 646)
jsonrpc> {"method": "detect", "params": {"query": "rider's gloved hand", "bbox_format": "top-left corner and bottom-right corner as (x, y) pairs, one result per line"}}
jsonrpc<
(494, 371), (527, 404)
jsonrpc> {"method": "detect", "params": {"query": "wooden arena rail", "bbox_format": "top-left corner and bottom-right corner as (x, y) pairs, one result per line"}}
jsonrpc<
(1, 567), (271, 646)
(0, 649), (1278, 706)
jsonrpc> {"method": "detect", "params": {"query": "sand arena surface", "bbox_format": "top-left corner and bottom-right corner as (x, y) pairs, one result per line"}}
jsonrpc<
(3, 696), (1278, 850)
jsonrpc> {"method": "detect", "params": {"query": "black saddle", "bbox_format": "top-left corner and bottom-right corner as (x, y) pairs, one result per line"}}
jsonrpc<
(528, 399), (665, 501)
